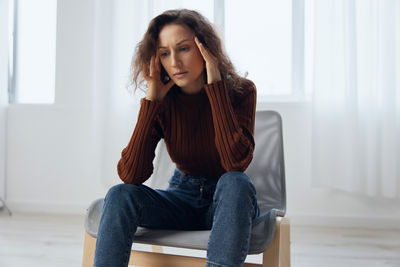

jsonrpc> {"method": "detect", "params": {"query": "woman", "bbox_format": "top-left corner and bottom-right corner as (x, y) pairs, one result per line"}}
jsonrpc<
(94, 9), (259, 267)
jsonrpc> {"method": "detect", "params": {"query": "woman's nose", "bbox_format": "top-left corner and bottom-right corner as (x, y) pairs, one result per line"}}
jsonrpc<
(170, 52), (181, 68)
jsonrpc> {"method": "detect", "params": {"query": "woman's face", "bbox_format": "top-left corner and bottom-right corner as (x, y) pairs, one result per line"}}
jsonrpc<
(158, 23), (205, 94)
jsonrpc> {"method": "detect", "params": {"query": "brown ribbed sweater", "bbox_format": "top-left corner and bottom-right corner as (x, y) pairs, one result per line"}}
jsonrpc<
(117, 79), (257, 185)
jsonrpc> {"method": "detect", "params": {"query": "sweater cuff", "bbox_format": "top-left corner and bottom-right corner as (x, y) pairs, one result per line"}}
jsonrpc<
(140, 97), (165, 114)
(204, 79), (226, 95)
(204, 79), (231, 105)
(138, 97), (165, 127)
(204, 79), (240, 135)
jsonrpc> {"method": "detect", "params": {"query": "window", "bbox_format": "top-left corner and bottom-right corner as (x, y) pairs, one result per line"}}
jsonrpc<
(10, 0), (57, 104)
(150, 0), (302, 101)
(7, 1), (302, 103)
(225, 0), (293, 99)
(150, 0), (214, 25)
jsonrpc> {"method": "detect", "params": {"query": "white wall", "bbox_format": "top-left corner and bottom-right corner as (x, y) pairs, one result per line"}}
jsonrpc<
(5, 0), (400, 229)
(6, 0), (107, 214)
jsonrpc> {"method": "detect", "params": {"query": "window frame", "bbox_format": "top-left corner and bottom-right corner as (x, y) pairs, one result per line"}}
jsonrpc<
(215, 0), (307, 103)
(8, 0), (16, 104)
(7, 0), (57, 105)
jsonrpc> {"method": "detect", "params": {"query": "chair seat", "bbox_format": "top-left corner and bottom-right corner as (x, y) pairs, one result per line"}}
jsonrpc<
(84, 198), (278, 255)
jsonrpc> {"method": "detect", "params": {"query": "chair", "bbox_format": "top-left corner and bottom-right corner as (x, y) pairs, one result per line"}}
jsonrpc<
(82, 110), (290, 267)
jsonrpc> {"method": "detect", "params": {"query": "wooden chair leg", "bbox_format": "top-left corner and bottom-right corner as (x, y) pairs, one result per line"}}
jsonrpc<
(82, 231), (96, 267)
(262, 220), (280, 267)
(279, 217), (291, 267)
(81, 232), (164, 267)
(262, 217), (291, 267)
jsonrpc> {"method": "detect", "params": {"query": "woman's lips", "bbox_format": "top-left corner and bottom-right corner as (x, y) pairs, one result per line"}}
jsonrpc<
(174, 72), (187, 78)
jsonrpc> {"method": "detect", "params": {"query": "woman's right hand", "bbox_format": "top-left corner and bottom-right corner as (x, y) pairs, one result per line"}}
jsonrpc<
(142, 52), (175, 101)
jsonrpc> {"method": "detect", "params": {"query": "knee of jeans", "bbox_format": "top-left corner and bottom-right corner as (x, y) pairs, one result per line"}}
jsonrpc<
(104, 183), (141, 205)
(102, 184), (145, 221)
(105, 184), (125, 201)
(216, 171), (256, 198)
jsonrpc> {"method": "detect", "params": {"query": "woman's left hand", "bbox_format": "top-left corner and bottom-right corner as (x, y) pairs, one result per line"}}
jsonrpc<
(194, 36), (222, 84)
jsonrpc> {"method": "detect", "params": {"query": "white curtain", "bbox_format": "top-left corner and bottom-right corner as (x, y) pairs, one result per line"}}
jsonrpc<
(310, 0), (400, 198)
(92, 0), (150, 188)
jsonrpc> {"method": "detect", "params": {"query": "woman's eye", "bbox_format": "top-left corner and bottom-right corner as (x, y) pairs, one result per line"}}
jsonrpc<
(160, 47), (188, 57)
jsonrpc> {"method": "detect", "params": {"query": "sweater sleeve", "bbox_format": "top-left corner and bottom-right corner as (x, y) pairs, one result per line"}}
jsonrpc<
(117, 98), (164, 185)
(204, 79), (257, 172)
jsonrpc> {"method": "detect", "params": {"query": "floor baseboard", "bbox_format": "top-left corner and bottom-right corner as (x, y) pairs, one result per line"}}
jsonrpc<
(7, 199), (89, 215)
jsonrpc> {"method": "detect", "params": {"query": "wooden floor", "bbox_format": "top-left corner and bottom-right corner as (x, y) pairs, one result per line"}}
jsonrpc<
(0, 210), (399, 267)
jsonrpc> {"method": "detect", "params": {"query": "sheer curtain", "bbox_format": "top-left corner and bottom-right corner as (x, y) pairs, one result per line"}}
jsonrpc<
(92, 0), (149, 188)
(310, 0), (400, 198)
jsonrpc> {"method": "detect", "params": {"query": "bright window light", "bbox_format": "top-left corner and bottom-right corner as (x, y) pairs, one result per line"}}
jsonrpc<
(14, 0), (57, 104)
(151, 0), (214, 23)
(225, 0), (292, 96)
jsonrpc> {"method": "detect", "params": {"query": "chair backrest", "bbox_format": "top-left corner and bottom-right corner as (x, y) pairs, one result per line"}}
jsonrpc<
(245, 110), (286, 216)
(149, 110), (286, 216)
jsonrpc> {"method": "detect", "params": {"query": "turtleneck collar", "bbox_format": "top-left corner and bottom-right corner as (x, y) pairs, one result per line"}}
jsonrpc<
(174, 85), (208, 105)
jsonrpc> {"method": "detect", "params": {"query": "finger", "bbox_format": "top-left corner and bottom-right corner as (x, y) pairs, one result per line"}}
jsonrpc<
(154, 52), (161, 73)
(142, 63), (149, 80)
(149, 55), (155, 77)
(194, 36), (213, 62)
(194, 36), (206, 59)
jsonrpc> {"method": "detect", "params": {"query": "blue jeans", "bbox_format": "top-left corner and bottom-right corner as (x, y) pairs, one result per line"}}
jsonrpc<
(93, 168), (260, 267)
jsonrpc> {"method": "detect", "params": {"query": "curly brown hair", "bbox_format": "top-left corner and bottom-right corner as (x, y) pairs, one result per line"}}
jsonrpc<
(129, 8), (249, 100)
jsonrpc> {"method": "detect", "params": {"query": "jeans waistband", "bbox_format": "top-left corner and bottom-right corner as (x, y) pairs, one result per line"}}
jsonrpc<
(173, 168), (217, 185)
